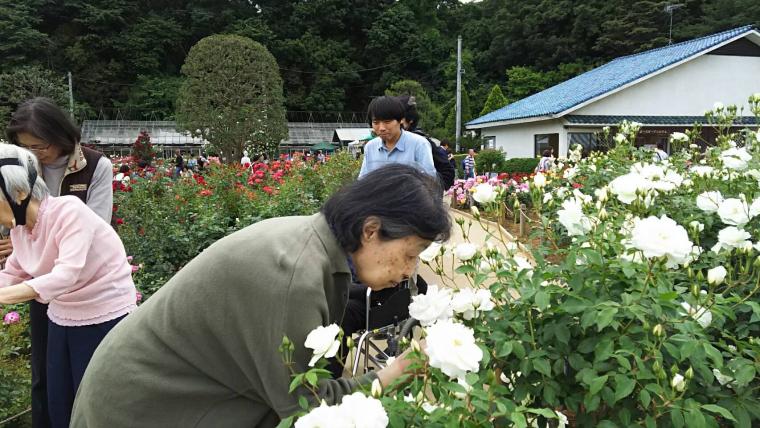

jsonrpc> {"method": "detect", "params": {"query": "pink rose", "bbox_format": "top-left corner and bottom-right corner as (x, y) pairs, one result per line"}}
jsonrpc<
(136, 292), (143, 303)
(3, 311), (20, 325)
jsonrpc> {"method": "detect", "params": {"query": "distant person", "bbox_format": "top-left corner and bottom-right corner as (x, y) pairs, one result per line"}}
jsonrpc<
(241, 150), (251, 168)
(316, 150), (326, 163)
(359, 96), (435, 178)
(187, 155), (198, 171)
(198, 153), (208, 172)
(462, 149), (477, 179)
(536, 149), (554, 172)
(654, 143), (669, 162)
(174, 150), (183, 179)
(440, 140), (456, 168)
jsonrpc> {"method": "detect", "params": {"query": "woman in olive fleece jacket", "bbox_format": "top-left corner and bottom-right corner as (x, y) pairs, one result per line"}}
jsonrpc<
(71, 164), (451, 427)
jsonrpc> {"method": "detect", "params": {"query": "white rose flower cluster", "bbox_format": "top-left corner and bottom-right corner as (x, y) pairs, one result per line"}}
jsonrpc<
(695, 191), (760, 253)
(719, 147), (752, 171)
(472, 183), (498, 204)
(557, 198), (593, 236)
(449, 288), (496, 320)
(295, 392), (389, 428)
(409, 285), (495, 325)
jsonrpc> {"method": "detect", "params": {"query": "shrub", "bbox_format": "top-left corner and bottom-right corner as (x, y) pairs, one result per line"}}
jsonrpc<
(0, 305), (31, 422)
(502, 157), (539, 173)
(475, 148), (506, 173)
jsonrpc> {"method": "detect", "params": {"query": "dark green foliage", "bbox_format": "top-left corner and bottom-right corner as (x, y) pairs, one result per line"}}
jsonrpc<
(502, 157), (540, 173)
(475, 148), (506, 173)
(385, 79), (442, 132)
(175, 35), (288, 161)
(0, 66), (69, 137)
(479, 84), (508, 116)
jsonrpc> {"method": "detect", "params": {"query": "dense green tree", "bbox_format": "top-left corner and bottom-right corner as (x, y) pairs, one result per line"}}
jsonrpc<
(385, 79), (442, 132)
(0, 66), (69, 136)
(479, 84), (509, 116)
(444, 88), (472, 139)
(113, 75), (184, 120)
(0, 0), (48, 67)
(175, 35), (287, 160)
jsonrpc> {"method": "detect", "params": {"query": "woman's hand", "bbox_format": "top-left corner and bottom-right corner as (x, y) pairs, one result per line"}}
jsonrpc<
(375, 339), (426, 388)
(0, 283), (38, 305)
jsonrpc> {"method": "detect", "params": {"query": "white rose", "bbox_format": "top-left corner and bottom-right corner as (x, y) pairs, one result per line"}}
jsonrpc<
(556, 410), (569, 428)
(594, 186), (609, 203)
(689, 220), (704, 232)
(425, 319), (483, 380)
(713, 102), (724, 110)
(680, 302), (712, 328)
(750, 198), (760, 218)
(712, 368), (735, 387)
(419, 242), (442, 263)
(720, 147), (752, 170)
(454, 243), (478, 261)
(629, 215), (694, 268)
(512, 255), (533, 275)
(557, 198), (593, 236)
(338, 392), (389, 428)
(670, 132), (689, 143)
(304, 324), (341, 367)
(717, 198), (751, 226)
(696, 191), (724, 213)
(563, 167), (577, 180)
(609, 172), (642, 204)
(707, 265), (727, 285)
(543, 192), (553, 203)
(745, 169), (760, 182)
(712, 226), (752, 253)
(533, 172), (547, 188)
(671, 373), (686, 392)
(691, 166), (714, 177)
(472, 183), (497, 204)
(408, 285), (453, 326)
(450, 288), (494, 320)
(295, 402), (350, 428)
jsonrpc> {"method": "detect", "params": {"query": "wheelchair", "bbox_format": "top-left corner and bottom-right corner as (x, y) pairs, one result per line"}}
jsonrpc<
(349, 277), (426, 376)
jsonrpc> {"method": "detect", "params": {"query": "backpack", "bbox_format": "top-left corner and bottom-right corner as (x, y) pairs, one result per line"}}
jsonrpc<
(413, 130), (455, 190)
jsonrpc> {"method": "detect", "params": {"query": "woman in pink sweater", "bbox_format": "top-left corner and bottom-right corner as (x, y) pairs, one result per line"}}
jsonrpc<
(0, 145), (136, 428)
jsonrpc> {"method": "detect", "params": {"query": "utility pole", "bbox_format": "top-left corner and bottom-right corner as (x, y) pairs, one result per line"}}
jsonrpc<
(455, 35), (462, 152)
(67, 71), (75, 117)
(664, 4), (685, 45)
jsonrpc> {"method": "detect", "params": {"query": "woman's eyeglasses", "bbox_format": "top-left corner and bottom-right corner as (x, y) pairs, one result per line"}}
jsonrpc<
(18, 143), (50, 153)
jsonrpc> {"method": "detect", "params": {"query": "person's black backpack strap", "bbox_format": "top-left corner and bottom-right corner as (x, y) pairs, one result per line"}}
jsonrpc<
(413, 130), (455, 190)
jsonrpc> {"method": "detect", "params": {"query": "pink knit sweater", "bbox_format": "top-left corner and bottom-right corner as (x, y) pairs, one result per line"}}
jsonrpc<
(0, 196), (136, 326)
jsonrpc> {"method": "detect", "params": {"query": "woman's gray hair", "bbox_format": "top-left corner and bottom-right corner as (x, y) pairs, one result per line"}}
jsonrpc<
(0, 143), (49, 202)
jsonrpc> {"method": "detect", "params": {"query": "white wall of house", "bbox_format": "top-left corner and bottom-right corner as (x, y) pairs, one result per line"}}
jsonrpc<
(482, 119), (567, 158)
(573, 54), (760, 116)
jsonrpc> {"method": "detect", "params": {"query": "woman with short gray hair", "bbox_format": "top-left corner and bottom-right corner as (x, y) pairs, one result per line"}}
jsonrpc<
(0, 144), (136, 428)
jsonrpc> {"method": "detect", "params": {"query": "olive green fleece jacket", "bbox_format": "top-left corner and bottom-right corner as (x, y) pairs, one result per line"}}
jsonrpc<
(71, 213), (377, 427)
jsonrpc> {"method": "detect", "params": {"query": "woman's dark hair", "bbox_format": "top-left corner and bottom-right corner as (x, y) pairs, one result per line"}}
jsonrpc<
(542, 149), (551, 157)
(395, 95), (419, 130)
(6, 98), (80, 155)
(322, 164), (451, 252)
(366, 96), (405, 125)
(118, 164), (130, 174)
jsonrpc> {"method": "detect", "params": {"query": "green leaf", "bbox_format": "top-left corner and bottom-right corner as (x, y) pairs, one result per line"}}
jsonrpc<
(535, 290), (550, 310)
(596, 307), (618, 331)
(455, 265), (477, 274)
(288, 374), (304, 393)
(614, 374), (636, 401)
(644, 416), (656, 428)
(701, 404), (737, 422)
(534, 358), (551, 376)
(590, 375), (608, 395)
(497, 341), (513, 357)
(732, 363), (756, 386)
(275, 415), (295, 428)
(670, 408), (685, 428)
(639, 389), (651, 409)
(685, 409), (706, 428)
(305, 371), (318, 387)
(563, 297), (589, 314)
(555, 324), (570, 345)
(703, 343), (723, 368)
(526, 408), (557, 419)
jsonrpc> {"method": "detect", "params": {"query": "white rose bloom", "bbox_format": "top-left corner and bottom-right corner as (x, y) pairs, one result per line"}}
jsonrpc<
(609, 172), (642, 204)
(712, 369), (735, 387)
(670, 132), (689, 143)
(470, 205), (480, 217)
(750, 198), (760, 217)
(451, 289), (495, 320)
(629, 216), (694, 268)
(672, 373), (686, 392)
(304, 324), (341, 367)
(543, 192), (553, 203)
(689, 220), (705, 232)
(572, 189), (593, 205)
(338, 392), (389, 428)
(419, 242), (442, 263)
(454, 243), (478, 261)
(533, 172), (547, 188)
(472, 183), (497, 204)
(745, 169), (760, 181)
(512, 255), (533, 274)
(717, 198), (751, 226)
(720, 147), (752, 170)
(707, 265), (727, 285)
(594, 186), (609, 203)
(713, 102), (724, 110)
(563, 167), (577, 180)
(712, 226), (752, 253)
(691, 166), (714, 177)
(696, 191), (724, 213)
(295, 402), (350, 428)
(556, 410), (569, 428)
(557, 198), (593, 236)
(408, 285), (453, 326)
(425, 319), (483, 380)
(680, 302), (712, 328)
(613, 133), (627, 144)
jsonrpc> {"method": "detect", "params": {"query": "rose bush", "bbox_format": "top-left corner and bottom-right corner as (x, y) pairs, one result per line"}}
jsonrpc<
(283, 95), (760, 427)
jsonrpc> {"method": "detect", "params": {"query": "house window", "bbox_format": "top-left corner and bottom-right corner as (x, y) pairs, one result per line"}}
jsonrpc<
(534, 133), (559, 157)
(568, 132), (600, 155)
(483, 136), (496, 149)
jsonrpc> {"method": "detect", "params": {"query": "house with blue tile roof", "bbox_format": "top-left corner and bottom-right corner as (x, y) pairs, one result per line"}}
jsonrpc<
(466, 25), (760, 159)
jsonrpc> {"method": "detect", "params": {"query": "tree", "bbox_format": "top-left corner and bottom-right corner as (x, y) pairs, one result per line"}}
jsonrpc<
(385, 79), (442, 132)
(0, 0), (48, 67)
(175, 35), (288, 161)
(479, 84), (508, 116)
(0, 66), (69, 137)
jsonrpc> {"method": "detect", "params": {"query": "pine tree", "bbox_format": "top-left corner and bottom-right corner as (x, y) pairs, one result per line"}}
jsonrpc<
(479, 84), (508, 117)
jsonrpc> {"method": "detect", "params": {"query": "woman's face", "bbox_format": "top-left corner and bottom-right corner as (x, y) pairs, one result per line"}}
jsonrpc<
(351, 224), (432, 291)
(16, 133), (63, 165)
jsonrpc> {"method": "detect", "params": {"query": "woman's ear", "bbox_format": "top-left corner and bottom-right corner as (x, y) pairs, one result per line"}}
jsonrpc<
(360, 216), (382, 244)
(14, 191), (29, 204)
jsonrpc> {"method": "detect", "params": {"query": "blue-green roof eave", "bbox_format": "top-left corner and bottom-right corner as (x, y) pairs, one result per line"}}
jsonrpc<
(467, 25), (757, 127)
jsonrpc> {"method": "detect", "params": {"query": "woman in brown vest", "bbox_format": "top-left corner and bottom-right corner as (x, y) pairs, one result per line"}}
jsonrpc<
(4, 97), (113, 428)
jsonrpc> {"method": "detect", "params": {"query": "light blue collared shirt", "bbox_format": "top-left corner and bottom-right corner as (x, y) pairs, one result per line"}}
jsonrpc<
(358, 130), (437, 179)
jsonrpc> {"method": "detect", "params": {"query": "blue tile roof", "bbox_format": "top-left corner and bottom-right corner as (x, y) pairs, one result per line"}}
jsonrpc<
(468, 25), (756, 127)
